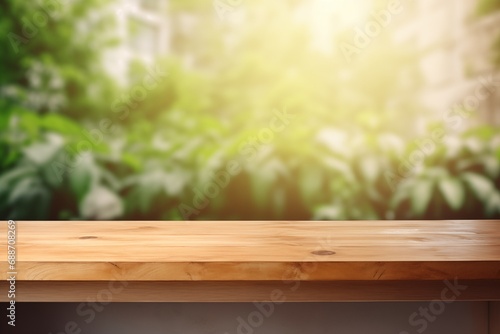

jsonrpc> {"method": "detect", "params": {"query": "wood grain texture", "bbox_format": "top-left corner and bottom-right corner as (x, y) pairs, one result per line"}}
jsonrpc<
(1, 220), (500, 302)
(1, 220), (500, 282)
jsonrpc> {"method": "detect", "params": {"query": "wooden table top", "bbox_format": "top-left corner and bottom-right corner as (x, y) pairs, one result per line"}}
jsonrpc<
(1, 220), (500, 282)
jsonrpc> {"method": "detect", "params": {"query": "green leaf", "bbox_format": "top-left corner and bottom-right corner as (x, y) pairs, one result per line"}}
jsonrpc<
(163, 170), (188, 196)
(299, 168), (323, 202)
(22, 134), (64, 165)
(464, 137), (484, 154)
(1, 150), (20, 168)
(390, 189), (407, 209)
(126, 170), (167, 213)
(438, 178), (464, 210)
(411, 179), (434, 216)
(0, 109), (12, 131)
(358, 205), (379, 220)
(40, 159), (64, 189)
(314, 204), (343, 220)
(69, 162), (94, 202)
(41, 114), (82, 135)
(8, 177), (40, 204)
(137, 185), (157, 213)
(0, 165), (36, 195)
(390, 179), (412, 208)
(101, 168), (121, 191)
(476, 0), (500, 16)
(121, 153), (142, 171)
(486, 192), (500, 216)
(323, 157), (355, 182)
(360, 156), (379, 183)
(462, 172), (495, 201)
(8, 186), (51, 220)
(80, 186), (123, 219)
(425, 167), (448, 180)
(19, 112), (40, 138)
(317, 129), (350, 157)
(73, 155), (101, 193)
(464, 125), (495, 140)
(250, 173), (272, 210)
(483, 156), (500, 178)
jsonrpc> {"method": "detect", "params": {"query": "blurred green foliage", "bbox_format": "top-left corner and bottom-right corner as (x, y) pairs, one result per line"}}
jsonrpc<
(476, 0), (500, 16)
(1, 0), (499, 220)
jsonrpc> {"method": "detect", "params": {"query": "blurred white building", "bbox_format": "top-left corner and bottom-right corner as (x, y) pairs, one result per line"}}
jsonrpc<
(102, 0), (500, 126)
(393, 0), (500, 125)
(104, 0), (170, 85)
(298, 0), (500, 126)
